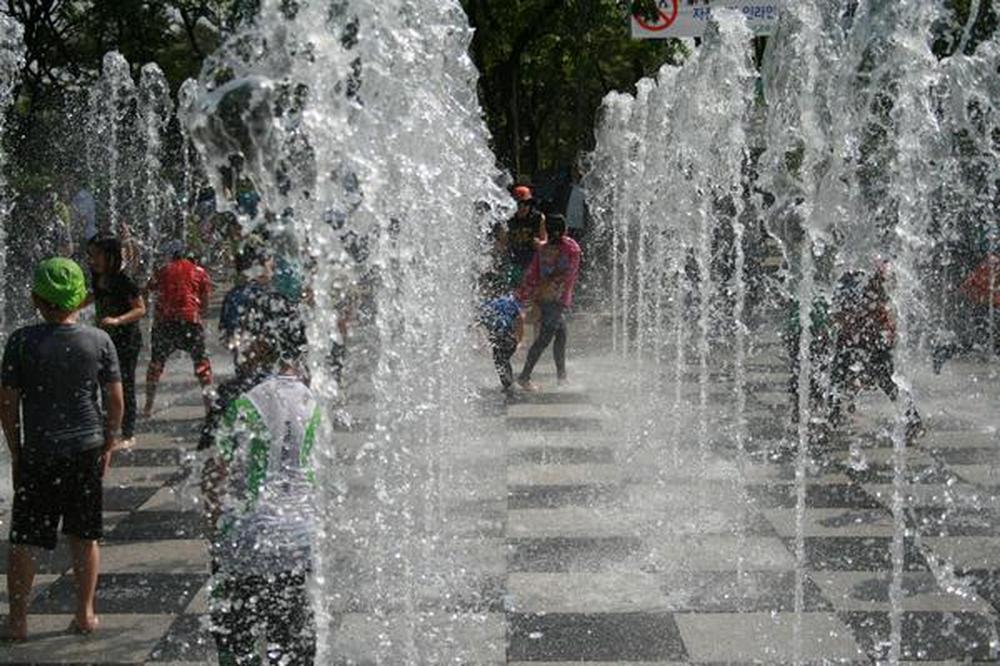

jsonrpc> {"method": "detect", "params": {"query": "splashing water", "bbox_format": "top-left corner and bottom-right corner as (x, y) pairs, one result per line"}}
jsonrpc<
(186, 0), (508, 660)
(588, 1), (999, 662)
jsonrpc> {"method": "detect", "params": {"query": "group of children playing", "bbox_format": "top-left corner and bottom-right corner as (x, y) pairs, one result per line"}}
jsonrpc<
(480, 187), (582, 395)
(3, 234), (320, 664)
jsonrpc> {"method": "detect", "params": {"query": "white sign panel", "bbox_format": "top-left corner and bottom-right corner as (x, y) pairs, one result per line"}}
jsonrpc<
(631, 0), (780, 39)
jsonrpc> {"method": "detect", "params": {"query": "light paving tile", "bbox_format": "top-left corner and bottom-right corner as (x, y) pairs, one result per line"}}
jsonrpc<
(0, 613), (175, 664)
(949, 464), (1000, 486)
(506, 572), (668, 613)
(674, 611), (864, 662)
(864, 483), (1000, 509)
(643, 535), (796, 572)
(507, 464), (624, 487)
(508, 506), (757, 539)
(506, 403), (610, 419)
(139, 485), (204, 512)
(923, 536), (1000, 570)
(810, 571), (994, 613)
(763, 508), (895, 538)
(328, 612), (505, 663)
(921, 431), (1000, 449)
(105, 465), (179, 487)
(100, 539), (210, 575)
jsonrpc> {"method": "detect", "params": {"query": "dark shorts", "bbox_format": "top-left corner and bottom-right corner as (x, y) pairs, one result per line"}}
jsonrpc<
(211, 567), (316, 665)
(10, 447), (103, 549)
(151, 320), (209, 366)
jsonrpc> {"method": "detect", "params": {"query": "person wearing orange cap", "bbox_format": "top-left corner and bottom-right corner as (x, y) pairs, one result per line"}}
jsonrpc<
(501, 185), (547, 288)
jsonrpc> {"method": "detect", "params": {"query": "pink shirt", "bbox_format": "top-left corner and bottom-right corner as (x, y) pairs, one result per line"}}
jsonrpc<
(517, 236), (582, 308)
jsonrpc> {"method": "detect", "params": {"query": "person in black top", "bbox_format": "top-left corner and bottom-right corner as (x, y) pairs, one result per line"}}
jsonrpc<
(87, 236), (147, 449)
(498, 185), (547, 289)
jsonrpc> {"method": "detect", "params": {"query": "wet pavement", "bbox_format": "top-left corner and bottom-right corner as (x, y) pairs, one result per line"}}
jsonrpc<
(3, 305), (1000, 663)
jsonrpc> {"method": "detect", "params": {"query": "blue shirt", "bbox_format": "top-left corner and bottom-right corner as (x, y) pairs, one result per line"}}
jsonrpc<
(480, 296), (521, 336)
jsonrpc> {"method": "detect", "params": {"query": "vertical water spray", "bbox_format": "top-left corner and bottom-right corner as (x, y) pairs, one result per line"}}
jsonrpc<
(98, 52), (137, 237)
(176, 78), (201, 242)
(138, 63), (173, 275)
(0, 15), (22, 339)
(188, 0), (509, 661)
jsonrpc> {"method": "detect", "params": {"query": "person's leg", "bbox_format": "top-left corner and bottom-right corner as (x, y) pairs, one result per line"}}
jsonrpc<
(491, 334), (516, 391)
(119, 341), (140, 442)
(519, 322), (557, 385)
(5, 545), (36, 640)
(63, 449), (104, 632)
(6, 452), (61, 640)
(211, 573), (261, 666)
(185, 323), (214, 413)
(144, 321), (172, 417)
(266, 570), (315, 666)
(67, 538), (100, 632)
(553, 319), (568, 380)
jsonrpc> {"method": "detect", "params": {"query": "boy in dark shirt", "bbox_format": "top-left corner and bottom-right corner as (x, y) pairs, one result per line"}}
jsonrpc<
(1, 258), (123, 641)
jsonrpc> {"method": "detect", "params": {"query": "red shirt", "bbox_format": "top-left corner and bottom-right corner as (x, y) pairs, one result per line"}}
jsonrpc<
(151, 259), (212, 323)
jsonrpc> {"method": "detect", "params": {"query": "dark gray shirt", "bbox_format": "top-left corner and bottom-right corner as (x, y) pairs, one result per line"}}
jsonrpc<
(2, 323), (121, 452)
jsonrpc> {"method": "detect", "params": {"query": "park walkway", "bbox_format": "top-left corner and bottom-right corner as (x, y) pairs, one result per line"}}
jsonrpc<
(3, 303), (1000, 663)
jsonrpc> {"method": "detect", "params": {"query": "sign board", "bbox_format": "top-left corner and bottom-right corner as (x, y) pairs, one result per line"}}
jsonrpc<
(631, 0), (780, 39)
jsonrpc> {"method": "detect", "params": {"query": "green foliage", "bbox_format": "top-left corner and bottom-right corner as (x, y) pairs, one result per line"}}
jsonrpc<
(462, 0), (685, 177)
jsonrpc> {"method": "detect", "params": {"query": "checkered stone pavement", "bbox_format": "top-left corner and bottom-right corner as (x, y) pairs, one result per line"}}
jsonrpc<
(4, 309), (1000, 663)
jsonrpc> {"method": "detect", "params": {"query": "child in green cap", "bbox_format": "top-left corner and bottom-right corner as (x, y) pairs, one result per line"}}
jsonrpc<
(1, 257), (124, 641)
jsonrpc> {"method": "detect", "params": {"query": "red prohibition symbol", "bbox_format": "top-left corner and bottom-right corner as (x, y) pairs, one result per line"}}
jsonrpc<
(634, 0), (680, 31)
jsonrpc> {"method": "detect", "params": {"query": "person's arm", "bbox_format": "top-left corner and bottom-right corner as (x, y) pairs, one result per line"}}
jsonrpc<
(0, 386), (21, 459)
(102, 381), (124, 475)
(515, 251), (542, 303)
(560, 243), (582, 308)
(101, 295), (146, 328)
(535, 212), (548, 247)
(199, 270), (212, 318)
(514, 311), (525, 345)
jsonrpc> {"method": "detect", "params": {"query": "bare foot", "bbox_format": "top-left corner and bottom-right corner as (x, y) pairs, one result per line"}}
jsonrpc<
(68, 615), (99, 634)
(517, 378), (540, 392)
(142, 405), (153, 419)
(1, 619), (28, 642)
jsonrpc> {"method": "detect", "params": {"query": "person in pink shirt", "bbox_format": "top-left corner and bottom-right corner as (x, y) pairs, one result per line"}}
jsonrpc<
(515, 214), (582, 391)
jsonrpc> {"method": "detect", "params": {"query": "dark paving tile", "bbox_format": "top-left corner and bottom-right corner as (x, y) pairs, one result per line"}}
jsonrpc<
(661, 570), (832, 612)
(505, 392), (592, 405)
(841, 572), (957, 605)
(506, 417), (603, 432)
(845, 464), (959, 485)
(103, 485), (161, 512)
(106, 511), (208, 541)
(956, 569), (1000, 615)
(508, 612), (687, 661)
(747, 483), (884, 509)
(0, 540), (71, 573)
(340, 574), (505, 613)
(840, 610), (1000, 662)
(112, 447), (184, 467)
(507, 484), (623, 509)
(796, 537), (928, 572)
(507, 537), (644, 572)
(31, 573), (208, 614)
(908, 508), (1000, 537)
(508, 446), (615, 465)
(931, 447), (1000, 465)
(148, 614), (216, 662)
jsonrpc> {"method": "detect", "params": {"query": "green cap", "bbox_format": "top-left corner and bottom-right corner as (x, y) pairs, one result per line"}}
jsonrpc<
(33, 257), (87, 311)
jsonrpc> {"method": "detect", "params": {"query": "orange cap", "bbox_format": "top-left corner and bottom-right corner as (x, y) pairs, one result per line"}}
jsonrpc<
(512, 185), (533, 202)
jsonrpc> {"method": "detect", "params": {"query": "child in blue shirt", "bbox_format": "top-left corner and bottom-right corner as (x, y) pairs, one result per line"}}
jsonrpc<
(479, 294), (525, 394)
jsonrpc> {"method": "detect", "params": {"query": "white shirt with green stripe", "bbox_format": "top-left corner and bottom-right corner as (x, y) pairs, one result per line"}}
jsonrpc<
(213, 374), (322, 573)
